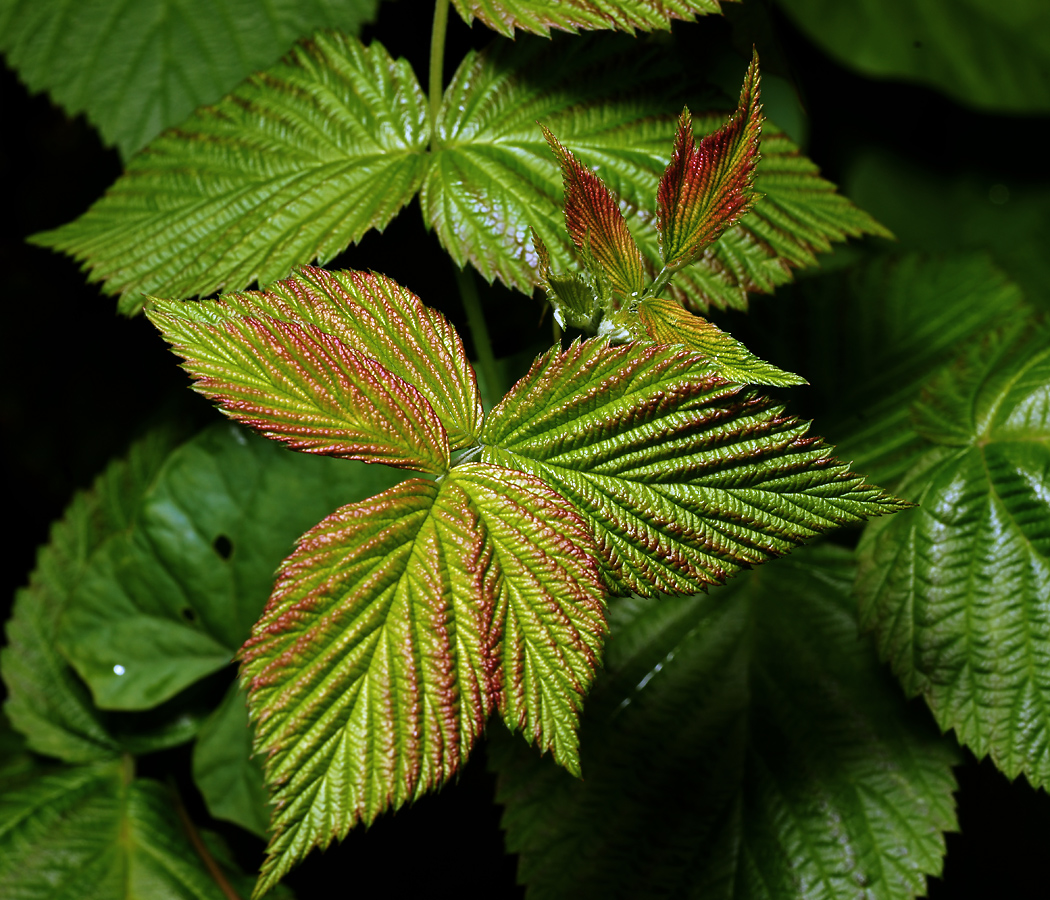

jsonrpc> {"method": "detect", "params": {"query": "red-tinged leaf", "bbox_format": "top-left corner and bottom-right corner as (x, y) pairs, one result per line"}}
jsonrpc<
(657, 53), (763, 269)
(543, 125), (647, 300)
(147, 309), (450, 474)
(240, 465), (605, 894)
(149, 267), (482, 451)
(636, 295), (803, 386)
(482, 339), (903, 596)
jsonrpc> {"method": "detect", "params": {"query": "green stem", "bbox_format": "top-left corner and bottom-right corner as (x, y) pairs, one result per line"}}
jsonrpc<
(646, 264), (677, 299)
(171, 782), (243, 900)
(428, 0), (451, 150)
(454, 264), (503, 408)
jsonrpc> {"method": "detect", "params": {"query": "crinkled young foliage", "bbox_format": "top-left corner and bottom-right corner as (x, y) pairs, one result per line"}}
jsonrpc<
(33, 32), (884, 314)
(491, 544), (959, 900)
(146, 258), (900, 894)
(857, 319), (1050, 788)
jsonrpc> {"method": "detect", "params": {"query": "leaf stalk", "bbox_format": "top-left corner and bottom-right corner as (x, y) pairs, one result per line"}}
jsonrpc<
(454, 263), (504, 408)
(428, 0), (451, 150)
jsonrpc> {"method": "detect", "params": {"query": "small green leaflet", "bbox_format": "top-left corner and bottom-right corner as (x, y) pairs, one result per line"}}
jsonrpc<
(451, 0), (726, 38)
(240, 465), (605, 896)
(0, 761), (283, 899)
(0, 0), (378, 157)
(481, 337), (902, 596)
(149, 266), (482, 451)
(55, 422), (403, 710)
(35, 34), (881, 314)
(491, 545), (959, 900)
(657, 53), (762, 269)
(635, 295), (804, 386)
(857, 321), (1050, 787)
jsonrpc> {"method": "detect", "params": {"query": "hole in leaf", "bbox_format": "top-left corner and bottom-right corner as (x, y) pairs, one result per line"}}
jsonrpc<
(213, 534), (233, 560)
(181, 607), (197, 623)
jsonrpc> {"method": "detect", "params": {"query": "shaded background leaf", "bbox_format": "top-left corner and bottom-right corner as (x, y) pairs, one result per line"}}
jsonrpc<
(0, 0), (379, 158)
(492, 544), (959, 899)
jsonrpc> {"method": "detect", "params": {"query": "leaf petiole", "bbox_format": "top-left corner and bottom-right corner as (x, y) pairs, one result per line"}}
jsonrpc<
(428, 0), (451, 150)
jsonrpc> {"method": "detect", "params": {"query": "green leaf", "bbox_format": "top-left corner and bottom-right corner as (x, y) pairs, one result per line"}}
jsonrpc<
(0, 760), (267, 898)
(425, 38), (886, 312)
(149, 266), (482, 450)
(2, 426), (205, 762)
(791, 254), (1030, 488)
(33, 32), (429, 313)
(0, 0), (379, 157)
(240, 463), (605, 895)
(635, 295), (804, 386)
(492, 544), (959, 900)
(481, 338), (901, 596)
(0, 713), (35, 782)
(856, 321), (1050, 787)
(57, 422), (404, 710)
(656, 55), (762, 269)
(451, 0), (725, 38)
(193, 682), (270, 839)
(774, 0), (1050, 114)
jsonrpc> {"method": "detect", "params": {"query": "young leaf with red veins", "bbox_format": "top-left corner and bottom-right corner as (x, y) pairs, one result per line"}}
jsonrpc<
(543, 125), (647, 301)
(481, 339), (904, 596)
(636, 295), (804, 387)
(657, 53), (763, 271)
(148, 305), (450, 474)
(150, 266), (483, 450)
(240, 466), (605, 896)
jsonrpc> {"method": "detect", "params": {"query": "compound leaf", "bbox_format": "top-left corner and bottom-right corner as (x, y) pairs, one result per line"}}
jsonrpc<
(657, 55), (762, 269)
(492, 544), (959, 900)
(635, 295), (804, 386)
(241, 464), (605, 895)
(0, 761), (277, 899)
(150, 266), (482, 450)
(857, 321), (1050, 787)
(33, 32), (428, 312)
(450, 0), (726, 38)
(57, 422), (403, 710)
(0, 0), (378, 157)
(481, 338), (901, 596)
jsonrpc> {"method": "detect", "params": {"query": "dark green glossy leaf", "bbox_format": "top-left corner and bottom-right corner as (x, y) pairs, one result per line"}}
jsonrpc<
(492, 545), (959, 900)
(857, 322), (1050, 787)
(33, 32), (428, 312)
(241, 463), (605, 895)
(775, 0), (1050, 113)
(482, 338), (901, 596)
(193, 682), (270, 838)
(56, 422), (403, 710)
(0, 0), (378, 157)
(451, 0), (725, 38)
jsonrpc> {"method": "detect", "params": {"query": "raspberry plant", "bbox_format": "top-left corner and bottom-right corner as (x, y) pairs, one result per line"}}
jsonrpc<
(3, 0), (1048, 897)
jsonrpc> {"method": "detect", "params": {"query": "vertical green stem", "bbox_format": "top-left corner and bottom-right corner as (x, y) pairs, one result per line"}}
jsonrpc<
(428, 0), (451, 149)
(454, 264), (503, 408)
(171, 782), (243, 900)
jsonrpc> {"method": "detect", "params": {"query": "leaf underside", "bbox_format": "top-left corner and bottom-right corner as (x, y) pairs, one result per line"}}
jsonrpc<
(35, 34), (883, 314)
(481, 338), (902, 596)
(857, 321), (1050, 787)
(492, 545), (959, 900)
(241, 465), (605, 896)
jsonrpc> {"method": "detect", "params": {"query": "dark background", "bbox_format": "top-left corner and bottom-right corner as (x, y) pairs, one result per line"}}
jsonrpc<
(3, 0), (1049, 896)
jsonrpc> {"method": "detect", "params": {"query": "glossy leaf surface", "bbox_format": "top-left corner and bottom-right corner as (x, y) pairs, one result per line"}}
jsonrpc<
(657, 56), (762, 268)
(34, 33), (428, 312)
(0, 762), (268, 898)
(56, 423), (403, 710)
(775, 0), (1050, 113)
(0, 0), (378, 157)
(636, 296), (804, 386)
(150, 267), (482, 450)
(482, 338), (901, 596)
(451, 0), (725, 37)
(493, 545), (958, 899)
(857, 322), (1050, 786)
(242, 465), (605, 895)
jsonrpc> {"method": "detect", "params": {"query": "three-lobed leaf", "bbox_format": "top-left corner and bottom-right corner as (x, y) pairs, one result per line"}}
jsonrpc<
(240, 465), (606, 895)
(492, 544), (959, 899)
(857, 320), (1050, 787)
